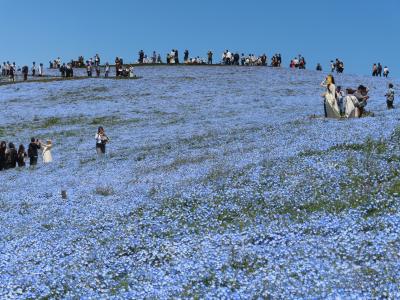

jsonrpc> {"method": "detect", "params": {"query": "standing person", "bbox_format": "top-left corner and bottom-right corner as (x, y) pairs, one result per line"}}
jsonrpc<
(38, 63), (44, 77)
(41, 140), (53, 163)
(174, 49), (179, 64)
(86, 62), (92, 77)
(321, 75), (340, 118)
(0, 141), (6, 171)
(336, 86), (345, 115)
(383, 66), (389, 78)
(207, 51), (213, 65)
(353, 85), (369, 117)
(5, 143), (18, 169)
(95, 65), (101, 77)
(60, 63), (66, 77)
(377, 63), (382, 77)
(105, 63), (110, 78)
(95, 54), (100, 66)
(115, 57), (120, 76)
(31, 62), (36, 76)
(385, 83), (395, 109)
(22, 65), (29, 81)
(184, 50), (189, 63)
(9, 64), (15, 82)
(28, 138), (41, 166)
(129, 65), (135, 78)
(95, 126), (109, 156)
(17, 144), (27, 167)
(330, 61), (335, 72)
(372, 64), (377, 76)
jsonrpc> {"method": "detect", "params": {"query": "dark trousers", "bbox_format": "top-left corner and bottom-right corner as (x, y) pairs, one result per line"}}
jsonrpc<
(387, 100), (394, 109)
(30, 156), (38, 166)
(96, 144), (106, 155)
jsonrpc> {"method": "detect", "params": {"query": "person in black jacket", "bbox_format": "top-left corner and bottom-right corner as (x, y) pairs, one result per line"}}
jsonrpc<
(5, 143), (18, 169)
(0, 141), (6, 171)
(17, 144), (27, 167)
(28, 138), (41, 166)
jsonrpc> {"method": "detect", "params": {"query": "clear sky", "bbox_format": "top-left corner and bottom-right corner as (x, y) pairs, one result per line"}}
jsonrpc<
(0, 0), (398, 77)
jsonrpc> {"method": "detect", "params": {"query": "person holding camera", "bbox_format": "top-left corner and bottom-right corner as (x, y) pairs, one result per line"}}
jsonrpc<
(95, 126), (109, 156)
(28, 138), (41, 166)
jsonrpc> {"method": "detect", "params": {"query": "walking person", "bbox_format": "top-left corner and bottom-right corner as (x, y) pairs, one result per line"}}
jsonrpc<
(95, 126), (109, 156)
(17, 144), (27, 167)
(28, 138), (41, 166)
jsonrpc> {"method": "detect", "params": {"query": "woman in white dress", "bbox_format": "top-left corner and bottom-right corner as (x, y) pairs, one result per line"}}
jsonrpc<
(321, 75), (340, 118)
(41, 140), (53, 163)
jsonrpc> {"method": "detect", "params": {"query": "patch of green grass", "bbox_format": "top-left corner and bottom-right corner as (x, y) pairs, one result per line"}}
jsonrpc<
(42, 117), (62, 128)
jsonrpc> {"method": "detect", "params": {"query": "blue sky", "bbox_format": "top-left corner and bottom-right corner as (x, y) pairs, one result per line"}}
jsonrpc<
(0, 0), (398, 77)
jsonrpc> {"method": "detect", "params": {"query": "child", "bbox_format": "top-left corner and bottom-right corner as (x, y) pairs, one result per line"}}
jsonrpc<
(386, 83), (395, 109)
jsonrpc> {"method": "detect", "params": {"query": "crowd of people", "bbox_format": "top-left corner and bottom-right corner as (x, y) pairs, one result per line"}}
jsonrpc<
(290, 55), (306, 69)
(0, 126), (112, 172)
(321, 75), (395, 119)
(372, 63), (390, 77)
(0, 138), (52, 171)
(0, 62), (44, 81)
(330, 59), (345, 73)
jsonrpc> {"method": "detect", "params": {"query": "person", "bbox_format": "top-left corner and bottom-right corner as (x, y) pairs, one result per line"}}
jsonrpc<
(383, 66), (389, 78)
(38, 63), (44, 76)
(184, 49), (189, 63)
(115, 57), (120, 76)
(353, 85), (369, 117)
(377, 63), (382, 77)
(316, 63), (322, 71)
(31, 62), (36, 76)
(385, 83), (395, 109)
(95, 66), (101, 77)
(0, 141), (6, 171)
(321, 75), (340, 118)
(207, 51), (213, 64)
(336, 86), (345, 115)
(330, 61), (335, 72)
(5, 143), (18, 169)
(175, 49), (179, 64)
(344, 88), (359, 118)
(28, 138), (41, 166)
(22, 65), (29, 81)
(86, 62), (92, 77)
(41, 140), (53, 163)
(372, 64), (377, 76)
(17, 144), (27, 167)
(95, 126), (109, 155)
(129, 65), (135, 78)
(60, 63), (66, 77)
(105, 63), (110, 78)
(9, 64), (15, 82)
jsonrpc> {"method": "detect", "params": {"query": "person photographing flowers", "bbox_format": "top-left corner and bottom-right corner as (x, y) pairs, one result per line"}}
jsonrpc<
(95, 126), (110, 156)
